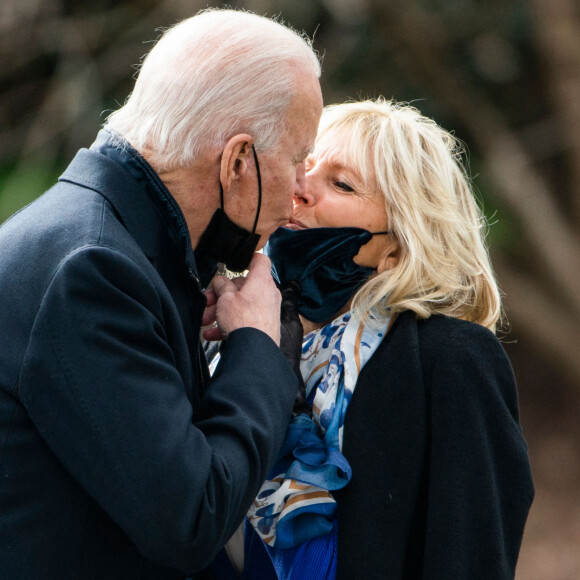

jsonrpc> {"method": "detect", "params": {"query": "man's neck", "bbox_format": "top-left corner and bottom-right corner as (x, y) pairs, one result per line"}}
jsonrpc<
(143, 153), (220, 250)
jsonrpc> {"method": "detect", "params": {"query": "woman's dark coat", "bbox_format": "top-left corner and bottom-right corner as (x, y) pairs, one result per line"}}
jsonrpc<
(336, 311), (534, 579)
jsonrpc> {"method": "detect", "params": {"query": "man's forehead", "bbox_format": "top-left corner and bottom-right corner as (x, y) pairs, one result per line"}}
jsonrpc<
(285, 114), (319, 154)
(281, 79), (321, 153)
(288, 77), (322, 121)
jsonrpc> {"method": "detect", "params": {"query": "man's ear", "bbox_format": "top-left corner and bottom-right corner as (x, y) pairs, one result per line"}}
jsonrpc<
(220, 134), (254, 193)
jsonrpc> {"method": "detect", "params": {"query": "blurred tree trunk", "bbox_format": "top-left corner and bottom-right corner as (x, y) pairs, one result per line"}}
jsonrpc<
(532, 0), (580, 224)
(367, 0), (580, 387)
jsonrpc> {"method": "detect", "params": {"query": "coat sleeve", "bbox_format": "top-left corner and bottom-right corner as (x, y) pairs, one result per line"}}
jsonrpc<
(423, 323), (534, 579)
(18, 245), (298, 572)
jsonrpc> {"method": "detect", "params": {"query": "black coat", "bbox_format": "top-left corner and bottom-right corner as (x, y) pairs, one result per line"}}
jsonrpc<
(336, 311), (534, 579)
(0, 130), (299, 578)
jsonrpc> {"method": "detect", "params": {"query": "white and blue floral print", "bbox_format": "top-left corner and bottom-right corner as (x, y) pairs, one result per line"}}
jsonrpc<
(246, 309), (391, 580)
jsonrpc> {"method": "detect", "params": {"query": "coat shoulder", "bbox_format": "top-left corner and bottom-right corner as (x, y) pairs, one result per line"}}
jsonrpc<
(402, 312), (510, 373)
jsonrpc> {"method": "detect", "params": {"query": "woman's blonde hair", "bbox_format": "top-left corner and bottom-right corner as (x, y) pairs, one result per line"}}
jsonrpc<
(319, 99), (501, 332)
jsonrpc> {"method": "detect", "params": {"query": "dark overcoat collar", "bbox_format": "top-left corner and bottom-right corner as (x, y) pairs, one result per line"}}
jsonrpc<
(58, 129), (201, 286)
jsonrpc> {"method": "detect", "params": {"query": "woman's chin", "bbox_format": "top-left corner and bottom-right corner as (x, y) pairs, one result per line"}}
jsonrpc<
(284, 222), (306, 230)
(286, 218), (310, 230)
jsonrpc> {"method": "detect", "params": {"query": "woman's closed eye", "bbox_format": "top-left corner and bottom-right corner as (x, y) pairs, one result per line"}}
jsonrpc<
(334, 180), (355, 192)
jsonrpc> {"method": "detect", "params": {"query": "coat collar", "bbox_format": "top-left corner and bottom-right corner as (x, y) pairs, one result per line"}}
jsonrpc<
(58, 129), (201, 285)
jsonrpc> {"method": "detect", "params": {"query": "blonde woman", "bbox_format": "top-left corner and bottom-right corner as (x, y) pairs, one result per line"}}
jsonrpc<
(233, 99), (534, 580)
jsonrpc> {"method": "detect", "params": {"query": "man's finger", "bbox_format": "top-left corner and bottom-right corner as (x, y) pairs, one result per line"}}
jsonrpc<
(203, 326), (223, 341)
(242, 253), (274, 293)
(212, 275), (238, 297)
(201, 303), (217, 327)
(231, 276), (246, 290)
(204, 287), (218, 307)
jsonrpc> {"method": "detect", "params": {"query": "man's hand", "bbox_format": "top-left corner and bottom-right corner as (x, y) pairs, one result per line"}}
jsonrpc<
(201, 286), (219, 341)
(203, 253), (281, 344)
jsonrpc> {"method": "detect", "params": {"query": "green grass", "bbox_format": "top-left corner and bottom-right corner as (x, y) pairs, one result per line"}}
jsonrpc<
(0, 160), (64, 224)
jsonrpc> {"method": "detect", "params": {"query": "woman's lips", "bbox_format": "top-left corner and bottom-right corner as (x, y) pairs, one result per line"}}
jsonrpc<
(286, 218), (308, 230)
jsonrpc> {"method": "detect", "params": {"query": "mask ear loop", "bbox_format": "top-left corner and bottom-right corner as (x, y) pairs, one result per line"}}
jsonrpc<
(250, 144), (262, 235)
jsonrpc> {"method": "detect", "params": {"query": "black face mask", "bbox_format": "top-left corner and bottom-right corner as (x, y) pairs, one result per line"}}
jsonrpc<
(194, 145), (262, 287)
(265, 226), (389, 323)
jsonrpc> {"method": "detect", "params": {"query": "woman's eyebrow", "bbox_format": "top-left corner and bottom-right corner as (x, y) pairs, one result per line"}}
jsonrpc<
(326, 156), (356, 175)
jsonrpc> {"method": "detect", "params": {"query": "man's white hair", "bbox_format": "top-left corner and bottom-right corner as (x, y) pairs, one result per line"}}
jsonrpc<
(105, 9), (321, 171)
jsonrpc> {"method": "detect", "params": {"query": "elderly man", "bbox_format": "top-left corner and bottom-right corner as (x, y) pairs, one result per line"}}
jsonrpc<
(0, 9), (322, 579)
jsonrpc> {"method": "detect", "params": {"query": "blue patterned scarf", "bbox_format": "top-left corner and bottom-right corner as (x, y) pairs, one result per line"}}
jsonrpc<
(246, 310), (391, 579)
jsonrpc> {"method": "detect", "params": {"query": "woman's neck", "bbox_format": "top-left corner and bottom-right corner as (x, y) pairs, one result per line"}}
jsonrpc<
(301, 301), (352, 335)
(301, 318), (325, 335)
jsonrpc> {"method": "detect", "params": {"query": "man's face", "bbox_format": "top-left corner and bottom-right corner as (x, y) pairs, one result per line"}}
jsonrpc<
(253, 75), (323, 247)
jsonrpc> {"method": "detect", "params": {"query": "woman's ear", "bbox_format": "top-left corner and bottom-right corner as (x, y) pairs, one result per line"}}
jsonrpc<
(377, 237), (401, 273)
(220, 134), (254, 192)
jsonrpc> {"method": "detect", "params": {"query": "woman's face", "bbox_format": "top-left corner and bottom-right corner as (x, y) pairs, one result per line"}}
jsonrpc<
(289, 127), (395, 271)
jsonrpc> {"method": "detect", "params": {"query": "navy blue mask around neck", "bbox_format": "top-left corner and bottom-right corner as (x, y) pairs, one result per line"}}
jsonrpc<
(265, 226), (388, 323)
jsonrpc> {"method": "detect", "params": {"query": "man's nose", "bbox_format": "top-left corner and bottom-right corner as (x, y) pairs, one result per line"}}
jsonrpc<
(294, 163), (306, 198)
(294, 167), (315, 206)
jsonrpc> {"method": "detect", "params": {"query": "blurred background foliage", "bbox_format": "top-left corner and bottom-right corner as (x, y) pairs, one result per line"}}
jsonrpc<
(1, 0), (579, 577)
